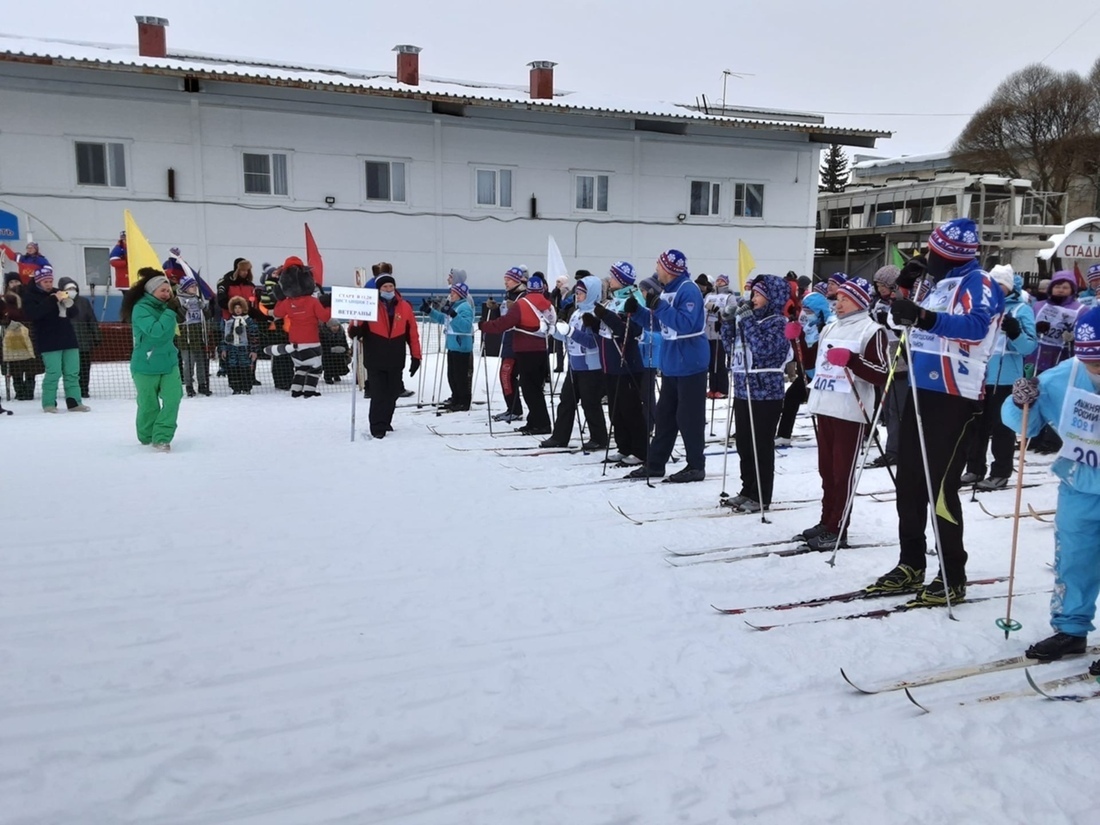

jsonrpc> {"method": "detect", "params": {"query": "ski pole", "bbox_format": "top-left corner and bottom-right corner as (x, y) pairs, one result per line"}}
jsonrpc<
(997, 399), (1030, 639)
(350, 336), (358, 441)
(718, 380), (735, 505)
(740, 323), (769, 524)
(708, 338), (718, 437)
(840, 361), (897, 487)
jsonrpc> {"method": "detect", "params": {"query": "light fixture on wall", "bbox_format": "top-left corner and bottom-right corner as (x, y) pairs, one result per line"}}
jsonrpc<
(324, 196), (336, 206)
(676, 212), (686, 222)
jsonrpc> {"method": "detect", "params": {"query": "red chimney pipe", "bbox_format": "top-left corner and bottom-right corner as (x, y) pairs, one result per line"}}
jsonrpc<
(393, 45), (422, 86)
(528, 61), (556, 100)
(135, 16), (169, 58)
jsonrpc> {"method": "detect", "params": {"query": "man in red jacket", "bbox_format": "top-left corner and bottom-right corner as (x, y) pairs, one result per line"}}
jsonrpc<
(480, 270), (553, 435)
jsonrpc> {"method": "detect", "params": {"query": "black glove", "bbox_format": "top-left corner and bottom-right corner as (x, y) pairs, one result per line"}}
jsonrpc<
(591, 302), (608, 319)
(1035, 320), (1051, 335)
(897, 256), (927, 290)
(890, 298), (936, 330)
(581, 312), (602, 332)
(874, 308), (889, 326)
(165, 296), (182, 314)
(623, 296), (640, 314)
(1000, 314), (1021, 339)
(447, 307), (458, 318)
(318, 292), (332, 309)
(419, 299), (431, 314)
(347, 324), (364, 340)
(409, 358), (421, 377)
(644, 291), (660, 309)
(714, 320), (722, 334)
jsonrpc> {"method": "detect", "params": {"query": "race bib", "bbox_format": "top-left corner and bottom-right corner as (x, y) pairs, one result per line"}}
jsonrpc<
(1035, 303), (1078, 349)
(811, 338), (859, 393)
(1057, 361), (1100, 469)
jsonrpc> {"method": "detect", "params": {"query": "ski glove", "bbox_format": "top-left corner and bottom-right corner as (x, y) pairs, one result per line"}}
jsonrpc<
(897, 257), (927, 291)
(581, 313), (602, 332)
(784, 321), (802, 341)
(874, 308), (890, 326)
(622, 296), (640, 314)
(1000, 314), (1021, 339)
(409, 358), (421, 377)
(1035, 320), (1051, 335)
(1011, 376), (1040, 408)
(591, 302), (608, 319)
(890, 298), (936, 330)
(825, 347), (851, 367)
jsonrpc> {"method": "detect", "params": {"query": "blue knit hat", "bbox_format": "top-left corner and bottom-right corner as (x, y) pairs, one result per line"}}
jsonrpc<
(1087, 263), (1100, 286)
(836, 275), (873, 310)
(450, 282), (469, 299)
(928, 218), (980, 261)
(526, 273), (546, 292)
(657, 249), (688, 278)
(610, 261), (635, 285)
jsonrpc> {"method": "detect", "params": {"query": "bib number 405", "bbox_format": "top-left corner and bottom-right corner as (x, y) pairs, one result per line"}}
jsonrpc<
(813, 376), (837, 392)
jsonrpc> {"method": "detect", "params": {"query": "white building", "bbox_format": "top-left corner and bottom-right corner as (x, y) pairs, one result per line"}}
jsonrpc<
(0, 16), (884, 304)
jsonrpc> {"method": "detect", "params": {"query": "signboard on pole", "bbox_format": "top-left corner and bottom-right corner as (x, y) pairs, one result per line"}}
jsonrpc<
(331, 286), (378, 322)
(0, 210), (20, 241)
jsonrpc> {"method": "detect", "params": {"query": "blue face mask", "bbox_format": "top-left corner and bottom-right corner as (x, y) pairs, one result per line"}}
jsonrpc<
(380, 291), (396, 301)
(800, 311), (820, 346)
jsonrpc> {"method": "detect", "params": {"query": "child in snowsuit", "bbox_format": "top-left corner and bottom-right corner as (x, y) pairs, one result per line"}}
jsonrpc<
(320, 322), (351, 384)
(222, 296), (259, 394)
(176, 274), (213, 397)
(1004, 306), (1100, 676)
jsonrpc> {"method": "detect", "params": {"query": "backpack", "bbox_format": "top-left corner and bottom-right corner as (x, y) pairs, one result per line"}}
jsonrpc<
(520, 296), (557, 336)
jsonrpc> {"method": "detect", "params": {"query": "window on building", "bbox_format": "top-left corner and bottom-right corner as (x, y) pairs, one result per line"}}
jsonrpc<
(83, 247), (112, 286)
(734, 183), (765, 218)
(690, 180), (721, 216)
(365, 160), (406, 202)
(243, 152), (289, 196)
(75, 141), (127, 187)
(476, 168), (513, 207)
(576, 174), (609, 212)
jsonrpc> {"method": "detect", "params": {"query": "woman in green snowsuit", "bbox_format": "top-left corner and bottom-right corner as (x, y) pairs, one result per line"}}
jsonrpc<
(120, 268), (186, 451)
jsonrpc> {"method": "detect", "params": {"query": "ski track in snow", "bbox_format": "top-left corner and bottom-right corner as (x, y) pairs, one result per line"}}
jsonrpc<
(0, 364), (1093, 825)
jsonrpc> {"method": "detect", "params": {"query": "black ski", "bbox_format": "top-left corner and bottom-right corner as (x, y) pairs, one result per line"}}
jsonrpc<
(1025, 668), (1100, 702)
(666, 540), (893, 568)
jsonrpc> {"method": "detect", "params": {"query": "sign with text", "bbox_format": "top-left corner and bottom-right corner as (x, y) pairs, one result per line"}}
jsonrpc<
(0, 210), (19, 240)
(331, 286), (378, 321)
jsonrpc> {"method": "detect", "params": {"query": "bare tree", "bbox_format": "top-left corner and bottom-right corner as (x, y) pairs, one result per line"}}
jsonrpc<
(953, 63), (1098, 223)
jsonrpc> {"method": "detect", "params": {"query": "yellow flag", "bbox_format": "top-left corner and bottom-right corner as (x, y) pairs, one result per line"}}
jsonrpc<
(738, 239), (756, 291)
(123, 209), (162, 282)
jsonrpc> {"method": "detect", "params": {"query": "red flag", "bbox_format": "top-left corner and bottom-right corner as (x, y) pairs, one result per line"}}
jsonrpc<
(305, 223), (324, 287)
(1074, 262), (1085, 290)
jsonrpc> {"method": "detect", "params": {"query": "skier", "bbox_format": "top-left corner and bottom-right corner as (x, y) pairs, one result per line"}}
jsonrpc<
(962, 265), (1037, 489)
(777, 291), (831, 447)
(797, 276), (889, 548)
(621, 249), (709, 483)
(867, 265), (906, 469)
(489, 272), (526, 423)
(480, 269), (553, 435)
(1079, 264), (1100, 309)
(590, 261), (647, 465)
(704, 274), (732, 398)
(865, 218), (1003, 605)
(1029, 271), (1087, 376)
(427, 281), (475, 411)
(1004, 306), (1100, 673)
(720, 274), (795, 510)
(541, 274), (608, 450)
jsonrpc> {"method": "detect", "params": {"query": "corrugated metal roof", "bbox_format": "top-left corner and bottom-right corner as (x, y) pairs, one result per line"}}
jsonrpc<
(0, 33), (889, 142)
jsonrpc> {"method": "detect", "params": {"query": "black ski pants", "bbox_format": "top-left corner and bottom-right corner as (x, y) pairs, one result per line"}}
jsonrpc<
(896, 389), (981, 584)
(367, 366), (403, 436)
(966, 384), (1015, 479)
(446, 350), (473, 408)
(647, 370), (707, 472)
(606, 370), (647, 461)
(550, 368), (607, 445)
(734, 397), (784, 507)
(514, 350), (550, 431)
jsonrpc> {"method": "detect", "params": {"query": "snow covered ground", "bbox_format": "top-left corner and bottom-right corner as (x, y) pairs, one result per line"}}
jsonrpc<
(2, 355), (1096, 825)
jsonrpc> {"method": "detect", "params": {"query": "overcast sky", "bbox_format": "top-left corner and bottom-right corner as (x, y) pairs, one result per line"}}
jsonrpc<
(6, 0), (1099, 160)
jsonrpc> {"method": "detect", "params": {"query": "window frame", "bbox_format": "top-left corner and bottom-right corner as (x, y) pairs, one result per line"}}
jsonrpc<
(689, 179), (722, 218)
(74, 139), (129, 189)
(240, 149), (291, 197)
(733, 182), (765, 219)
(473, 166), (515, 209)
(363, 158), (408, 204)
(574, 172), (610, 214)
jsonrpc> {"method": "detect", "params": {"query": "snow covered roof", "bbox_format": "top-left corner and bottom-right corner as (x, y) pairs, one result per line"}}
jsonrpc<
(0, 32), (887, 145)
(851, 151), (953, 170)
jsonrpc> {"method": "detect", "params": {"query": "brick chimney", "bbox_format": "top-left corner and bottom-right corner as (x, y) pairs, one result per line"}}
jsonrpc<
(393, 45), (422, 86)
(135, 16), (169, 58)
(528, 61), (556, 100)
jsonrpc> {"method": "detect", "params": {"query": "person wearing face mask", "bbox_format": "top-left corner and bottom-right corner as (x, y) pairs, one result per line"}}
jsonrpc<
(120, 268), (187, 450)
(1004, 306), (1100, 671)
(1079, 264), (1100, 309)
(22, 265), (88, 414)
(57, 276), (101, 399)
(866, 264), (908, 469)
(865, 218), (1004, 606)
(1030, 270), (1087, 376)
(778, 290), (832, 447)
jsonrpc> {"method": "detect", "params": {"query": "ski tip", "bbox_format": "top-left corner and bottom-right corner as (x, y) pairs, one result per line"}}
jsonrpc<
(904, 687), (930, 713)
(744, 620), (772, 632)
(840, 668), (877, 694)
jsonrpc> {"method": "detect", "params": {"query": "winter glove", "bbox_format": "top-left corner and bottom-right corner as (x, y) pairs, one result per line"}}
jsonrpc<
(591, 302), (608, 319)
(735, 303), (754, 320)
(581, 313), (602, 332)
(409, 358), (421, 377)
(1000, 314), (1021, 339)
(622, 296), (640, 314)
(890, 298), (935, 330)
(1011, 376), (1040, 408)
(1035, 320), (1051, 335)
(896, 256), (927, 291)
(874, 308), (890, 326)
(1062, 329), (1075, 344)
(644, 291), (660, 309)
(825, 347), (852, 367)
(419, 299), (431, 314)
(554, 320), (571, 337)
(714, 320), (722, 334)
(784, 321), (802, 341)
(169, 247), (182, 257)
(319, 292), (332, 309)
(447, 307), (458, 318)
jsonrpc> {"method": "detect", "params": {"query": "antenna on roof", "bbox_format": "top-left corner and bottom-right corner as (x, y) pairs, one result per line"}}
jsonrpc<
(720, 69), (755, 114)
